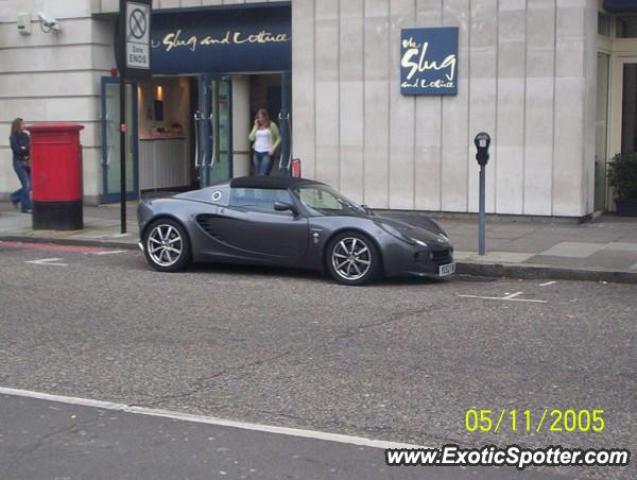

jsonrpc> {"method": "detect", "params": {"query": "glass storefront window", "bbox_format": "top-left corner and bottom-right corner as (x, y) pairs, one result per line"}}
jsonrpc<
(598, 12), (611, 37)
(102, 80), (137, 201)
(616, 16), (637, 38)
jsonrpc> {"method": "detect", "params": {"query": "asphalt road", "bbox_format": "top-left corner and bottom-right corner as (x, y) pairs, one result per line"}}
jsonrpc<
(0, 393), (570, 480)
(0, 241), (635, 479)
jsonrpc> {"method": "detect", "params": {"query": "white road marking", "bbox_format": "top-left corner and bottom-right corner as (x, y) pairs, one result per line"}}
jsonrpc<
(89, 250), (127, 256)
(539, 281), (557, 287)
(0, 386), (421, 451)
(25, 257), (68, 267)
(457, 293), (547, 304)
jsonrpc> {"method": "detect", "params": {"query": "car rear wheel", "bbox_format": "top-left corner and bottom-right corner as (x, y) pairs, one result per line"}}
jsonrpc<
(327, 232), (380, 285)
(143, 219), (191, 272)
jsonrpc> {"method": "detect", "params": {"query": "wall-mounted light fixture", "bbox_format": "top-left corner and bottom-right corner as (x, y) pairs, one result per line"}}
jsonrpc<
(154, 85), (164, 122)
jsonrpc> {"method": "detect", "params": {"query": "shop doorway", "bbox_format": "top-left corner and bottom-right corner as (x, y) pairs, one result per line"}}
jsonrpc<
(196, 71), (292, 188)
(100, 71), (292, 199)
(248, 72), (292, 176)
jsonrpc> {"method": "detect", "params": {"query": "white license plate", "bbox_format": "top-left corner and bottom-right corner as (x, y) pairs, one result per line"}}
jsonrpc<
(438, 262), (456, 277)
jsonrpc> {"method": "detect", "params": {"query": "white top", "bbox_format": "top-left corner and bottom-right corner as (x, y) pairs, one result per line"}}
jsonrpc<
(253, 128), (273, 153)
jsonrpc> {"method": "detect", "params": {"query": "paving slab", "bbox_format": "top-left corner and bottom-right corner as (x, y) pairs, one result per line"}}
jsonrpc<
(603, 242), (637, 253)
(538, 242), (606, 258)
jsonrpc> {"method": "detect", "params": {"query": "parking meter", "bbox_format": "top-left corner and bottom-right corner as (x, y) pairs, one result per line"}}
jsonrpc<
(474, 132), (491, 167)
(474, 132), (491, 256)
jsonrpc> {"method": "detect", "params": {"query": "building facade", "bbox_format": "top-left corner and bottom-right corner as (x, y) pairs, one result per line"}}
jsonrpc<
(1, 0), (636, 218)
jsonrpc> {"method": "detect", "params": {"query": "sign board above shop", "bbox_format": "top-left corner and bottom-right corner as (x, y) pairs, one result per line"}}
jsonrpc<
(400, 27), (458, 96)
(603, 0), (637, 12)
(150, 5), (291, 75)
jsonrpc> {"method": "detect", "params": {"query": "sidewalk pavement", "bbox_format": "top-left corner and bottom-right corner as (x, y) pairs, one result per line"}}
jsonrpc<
(2, 201), (637, 283)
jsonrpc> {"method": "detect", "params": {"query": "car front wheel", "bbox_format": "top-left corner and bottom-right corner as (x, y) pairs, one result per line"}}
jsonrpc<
(143, 219), (191, 272)
(327, 232), (380, 285)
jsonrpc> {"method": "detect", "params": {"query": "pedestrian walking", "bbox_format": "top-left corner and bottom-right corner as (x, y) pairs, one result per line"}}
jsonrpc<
(9, 117), (32, 213)
(248, 108), (280, 176)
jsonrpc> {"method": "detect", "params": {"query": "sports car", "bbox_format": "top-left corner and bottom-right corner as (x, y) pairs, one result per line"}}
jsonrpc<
(137, 176), (455, 285)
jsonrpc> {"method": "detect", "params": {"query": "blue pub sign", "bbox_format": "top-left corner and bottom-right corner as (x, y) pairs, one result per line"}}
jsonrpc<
(400, 27), (458, 96)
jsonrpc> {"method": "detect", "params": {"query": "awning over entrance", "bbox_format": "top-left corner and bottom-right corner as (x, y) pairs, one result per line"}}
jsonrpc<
(604, 0), (637, 13)
(151, 4), (291, 75)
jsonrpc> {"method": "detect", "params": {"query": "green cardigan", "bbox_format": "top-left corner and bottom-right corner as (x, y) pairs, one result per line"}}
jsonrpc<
(249, 122), (281, 152)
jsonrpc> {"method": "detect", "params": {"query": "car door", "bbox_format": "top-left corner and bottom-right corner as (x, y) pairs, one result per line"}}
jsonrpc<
(210, 188), (309, 260)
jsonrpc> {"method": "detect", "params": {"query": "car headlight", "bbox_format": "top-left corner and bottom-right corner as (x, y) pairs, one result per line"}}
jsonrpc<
(378, 223), (416, 245)
(427, 218), (449, 239)
(414, 239), (428, 248)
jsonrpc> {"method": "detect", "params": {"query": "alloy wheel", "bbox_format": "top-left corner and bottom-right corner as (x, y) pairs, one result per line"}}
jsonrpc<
(331, 237), (372, 281)
(147, 224), (183, 267)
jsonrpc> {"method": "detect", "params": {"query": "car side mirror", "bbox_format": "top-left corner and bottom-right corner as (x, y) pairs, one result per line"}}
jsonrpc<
(361, 204), (373, 215)
(274, 201), (299, 216)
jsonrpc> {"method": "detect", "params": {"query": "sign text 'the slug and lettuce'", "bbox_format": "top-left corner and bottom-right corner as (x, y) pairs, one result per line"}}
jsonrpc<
(400, 27), (458, 96)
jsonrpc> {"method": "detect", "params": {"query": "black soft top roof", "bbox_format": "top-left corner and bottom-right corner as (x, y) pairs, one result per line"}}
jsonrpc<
(230, 176), (323, 190)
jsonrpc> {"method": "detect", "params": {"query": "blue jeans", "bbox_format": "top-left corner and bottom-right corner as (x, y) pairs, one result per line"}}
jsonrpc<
(252, 151), (273, 176)
(10, 158), (31, 212)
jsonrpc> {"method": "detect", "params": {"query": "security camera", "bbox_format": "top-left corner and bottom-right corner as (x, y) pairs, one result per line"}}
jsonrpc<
(37, 12), (61, 32)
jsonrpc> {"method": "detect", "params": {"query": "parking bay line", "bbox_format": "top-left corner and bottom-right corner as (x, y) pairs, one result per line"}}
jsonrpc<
(89, 250), (128, 256)
(0, 386), (421, 451)
(25, 257), (68, 267)
(457, 292), (547, 304)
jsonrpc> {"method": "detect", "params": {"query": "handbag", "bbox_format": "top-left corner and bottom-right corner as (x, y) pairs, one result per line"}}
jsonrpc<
(18, 144), (29, 166)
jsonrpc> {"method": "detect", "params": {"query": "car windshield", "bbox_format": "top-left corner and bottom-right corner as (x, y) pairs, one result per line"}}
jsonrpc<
(293, 185), (365, 216)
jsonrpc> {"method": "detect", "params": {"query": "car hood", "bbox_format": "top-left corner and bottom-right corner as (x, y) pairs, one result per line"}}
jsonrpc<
(373, 215), (450, 245)
(316, 210), (449, 245)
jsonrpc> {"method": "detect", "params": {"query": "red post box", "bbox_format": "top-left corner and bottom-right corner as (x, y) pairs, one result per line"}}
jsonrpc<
(29, 123), (85, 230)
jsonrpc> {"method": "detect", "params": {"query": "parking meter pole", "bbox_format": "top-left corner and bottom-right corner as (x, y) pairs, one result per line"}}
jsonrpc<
(479, 165), (486, 256)
(473, 132), (491, 257)
(119, 74), (126, 234)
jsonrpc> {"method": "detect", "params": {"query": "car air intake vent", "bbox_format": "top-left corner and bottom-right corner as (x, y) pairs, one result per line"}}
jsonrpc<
(432, 249), (450, 260)
(196, 214), (225, 241)
(431, 248), (452, 264)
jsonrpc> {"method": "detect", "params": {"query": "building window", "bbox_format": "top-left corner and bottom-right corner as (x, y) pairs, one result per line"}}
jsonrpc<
(621, 63), (637, 154)
(616, 16), (637, 38)
(594, 53), (610, 211)
(598, 12), (611, 36)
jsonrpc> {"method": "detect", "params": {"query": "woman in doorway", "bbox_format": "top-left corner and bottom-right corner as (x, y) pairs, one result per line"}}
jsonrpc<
(249, 108), (280, 176)
(9, 117), (32, 213)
